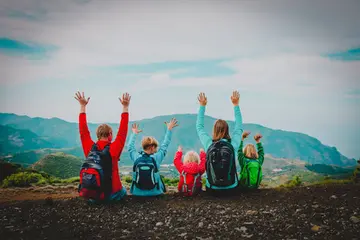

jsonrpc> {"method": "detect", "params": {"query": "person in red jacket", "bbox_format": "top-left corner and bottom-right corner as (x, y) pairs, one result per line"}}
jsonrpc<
(173, 146), (206, 196)
(74, 91), (130, 201)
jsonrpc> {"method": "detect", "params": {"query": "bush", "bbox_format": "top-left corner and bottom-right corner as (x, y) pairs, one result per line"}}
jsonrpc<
(2, 172), (45, 188)
(124, 176), (132, 184)
(61, 177), (80, 184)
(280, 175), (303, 188)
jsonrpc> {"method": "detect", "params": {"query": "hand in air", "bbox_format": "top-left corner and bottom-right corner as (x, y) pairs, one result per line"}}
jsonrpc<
(178, 146), (183, 152)
(131, 123), (142, 134)
(165, 118), (179, 130)
(198, 92), (207, 106)
(231, 91), (240, 106)
(242, 131), (251, 140)
(254, 134), (262, 143)
(119, 93), (131, 107)
(74, 91), (90, 106)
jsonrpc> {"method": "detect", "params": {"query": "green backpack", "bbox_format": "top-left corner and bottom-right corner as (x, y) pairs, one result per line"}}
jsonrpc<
(239, 159), (262, 189)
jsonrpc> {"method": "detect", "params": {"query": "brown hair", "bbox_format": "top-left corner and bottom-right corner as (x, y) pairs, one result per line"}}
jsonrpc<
(212, 119), (231, 142)
(244, 144), (259, 159)
(141, 136), (159, 150)
(96, 124), (113, 140)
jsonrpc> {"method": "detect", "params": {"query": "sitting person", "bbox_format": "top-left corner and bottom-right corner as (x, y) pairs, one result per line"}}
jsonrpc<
(238, 131), (265, 189)
(75, 91), (130, 202)
(196, 91), (243, 195)
(127, 119), (178, 196)
(173, 146), (206, 196)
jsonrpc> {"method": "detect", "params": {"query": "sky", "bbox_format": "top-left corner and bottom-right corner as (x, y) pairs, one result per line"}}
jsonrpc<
(0, 0), (359, 158)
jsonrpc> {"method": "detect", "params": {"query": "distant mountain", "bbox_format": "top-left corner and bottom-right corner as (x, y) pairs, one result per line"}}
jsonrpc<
(0, 125), (57, 155)
(0, 112), (356, 166)
(32, 152), (82, 179)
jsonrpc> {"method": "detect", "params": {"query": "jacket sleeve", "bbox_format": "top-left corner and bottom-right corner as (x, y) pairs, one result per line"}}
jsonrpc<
(237, 140), (245, 169)
(257, 142), (265, 165)
(173, 151), (184, 173)
(79, 113), (95, 157)
(110, 112), (129, 160)
(196, 106), (212, 151)
(127, 132), (140, 162)
(153, 129), (172, 165)
(231, 105), (243, 151)
(199, 151), (207, 175)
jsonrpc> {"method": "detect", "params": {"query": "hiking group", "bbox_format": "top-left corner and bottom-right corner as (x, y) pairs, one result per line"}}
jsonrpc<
(74, 90), (265, 202)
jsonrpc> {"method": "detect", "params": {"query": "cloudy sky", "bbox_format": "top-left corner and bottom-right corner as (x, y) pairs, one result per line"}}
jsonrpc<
(0, 0), (359, 158)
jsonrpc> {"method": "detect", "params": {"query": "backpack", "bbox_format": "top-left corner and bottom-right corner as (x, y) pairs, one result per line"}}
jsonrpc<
(206, 140), (237, 188)
(131, 153), (163, 191)
(78, 144), (112, 201)
(181, 171), (201, 196)
(239, 159), (262, 189)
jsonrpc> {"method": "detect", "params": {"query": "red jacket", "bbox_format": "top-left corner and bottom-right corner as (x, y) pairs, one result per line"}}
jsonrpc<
(173, 150), (206, 196)
(79, 112), (129, 194)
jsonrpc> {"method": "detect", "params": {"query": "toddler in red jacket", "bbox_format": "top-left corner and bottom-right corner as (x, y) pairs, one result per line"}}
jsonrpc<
(173, 146), (206, 196)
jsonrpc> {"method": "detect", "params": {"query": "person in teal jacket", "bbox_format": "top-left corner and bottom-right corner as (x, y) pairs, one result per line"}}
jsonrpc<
(196, 91), (243, 194)
(127, 119), (178, 196)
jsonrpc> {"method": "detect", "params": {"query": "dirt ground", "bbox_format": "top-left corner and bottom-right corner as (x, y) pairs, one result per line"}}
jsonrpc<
(0, 184), (359, 240)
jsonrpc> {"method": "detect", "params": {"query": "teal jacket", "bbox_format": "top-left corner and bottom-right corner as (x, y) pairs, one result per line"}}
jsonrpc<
(196, 105), (243, 189)
(127, 129), (172, 196)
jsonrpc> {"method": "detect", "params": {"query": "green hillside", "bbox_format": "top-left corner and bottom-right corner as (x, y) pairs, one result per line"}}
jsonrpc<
(0, 125), (57, 155)
(0, 113), (356, 166)
(32, 152), (82, 179)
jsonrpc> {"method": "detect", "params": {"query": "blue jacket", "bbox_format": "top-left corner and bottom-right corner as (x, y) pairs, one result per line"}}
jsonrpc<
(196, 105), (243, 190)
(127, 129), (172, 196)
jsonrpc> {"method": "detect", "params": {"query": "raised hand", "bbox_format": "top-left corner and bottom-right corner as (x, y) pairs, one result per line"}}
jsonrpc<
(74, 91), (90, 106)
(165, 118), (179, 130)
(119, 93), (131, 107)
(178, 146), (183, 152)
(231, 90), (240, 106)
(242, 131), (251, 140)
(131, 123), (142, 134)
(254, 133), (262, 143)
(198, 92), (207, 106)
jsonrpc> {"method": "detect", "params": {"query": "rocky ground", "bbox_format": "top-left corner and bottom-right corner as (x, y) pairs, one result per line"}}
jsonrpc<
(0, 184), (359, 240)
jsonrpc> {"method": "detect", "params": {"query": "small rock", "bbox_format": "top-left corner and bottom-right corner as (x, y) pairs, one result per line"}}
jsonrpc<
(243, 222), (254, 225)
(311, 225), (320, 232)
(240, 226), (247, 233)
(178, 233), (187, 237)
(350, 216), (360, 223)
(312, 205), (319, 208)
(330, 195), (337, 199)
(156, 222), (164, 227)
(198, 222), (204, 228)
(246, 210), (258, 215)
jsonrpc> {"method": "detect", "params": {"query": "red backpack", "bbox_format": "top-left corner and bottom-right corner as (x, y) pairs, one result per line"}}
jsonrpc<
(181, 171), (202, 196)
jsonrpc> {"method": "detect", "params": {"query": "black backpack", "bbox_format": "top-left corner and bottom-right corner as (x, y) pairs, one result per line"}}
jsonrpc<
(78, 144), (112, 200)
(206, 140), (238, 188)
(131, 152), (162, 191)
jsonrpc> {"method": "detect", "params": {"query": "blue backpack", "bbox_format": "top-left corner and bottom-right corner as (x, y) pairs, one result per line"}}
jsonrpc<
(131, 152), (163, 191)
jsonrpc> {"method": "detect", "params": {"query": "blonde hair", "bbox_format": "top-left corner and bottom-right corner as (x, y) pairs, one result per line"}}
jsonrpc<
(96, 124), (112, 140)
(212, 119), (231, 142)
(244, 144), (259, 159)
(183, 151), (200, 165)
(141, 136), (159, 150)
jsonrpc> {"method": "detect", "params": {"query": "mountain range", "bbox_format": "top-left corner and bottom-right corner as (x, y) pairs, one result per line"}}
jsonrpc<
(0, 112), (357, 167)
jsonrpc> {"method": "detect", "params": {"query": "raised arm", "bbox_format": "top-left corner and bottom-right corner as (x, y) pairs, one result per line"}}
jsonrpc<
(238, 131), (250, 169)
(75, 91), (94, 157)
(230, 91), (243, 150)
(127, 123), (142, 162)
(153, 118), (178, 165)
(254, 134), (264, 165)
(173, 146), (184, 173)
(199, 148), (206, 175)
(110, 93), (130, 160)
(196, 93), (212, 150)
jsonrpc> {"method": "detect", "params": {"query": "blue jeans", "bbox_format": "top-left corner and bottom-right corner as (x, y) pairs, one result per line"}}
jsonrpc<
(88, 187), (127, 204)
